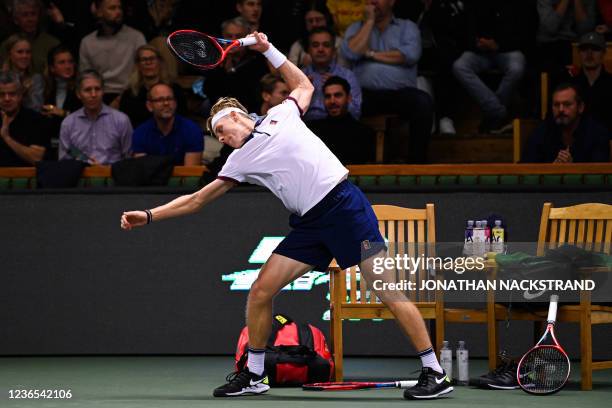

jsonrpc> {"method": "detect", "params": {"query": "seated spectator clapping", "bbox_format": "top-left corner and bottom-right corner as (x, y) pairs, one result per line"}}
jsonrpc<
(0, 70), (49, 166)
(522, 83), (610, 163)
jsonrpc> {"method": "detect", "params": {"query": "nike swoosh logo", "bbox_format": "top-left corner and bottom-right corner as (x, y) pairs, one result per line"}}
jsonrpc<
(250, 378), (264, 386)
(435, 376), (448, 384)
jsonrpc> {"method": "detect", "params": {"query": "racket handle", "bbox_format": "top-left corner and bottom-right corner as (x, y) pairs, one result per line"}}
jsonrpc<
(547, 294), (559, 323)
(396, 380), (418, 388)
(238, 37), (258, 47)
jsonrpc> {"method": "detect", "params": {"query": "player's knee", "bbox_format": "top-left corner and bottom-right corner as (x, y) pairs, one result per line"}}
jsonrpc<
(248, 279), (275, 304)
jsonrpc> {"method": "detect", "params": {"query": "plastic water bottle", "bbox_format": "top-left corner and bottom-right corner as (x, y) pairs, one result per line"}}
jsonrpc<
(481, 220), (491, 252)
(463, 220), (474, 256)
(473, 221), (485, 257)
(456, 341), (469, 385)
(440, 341), (453, 380)
(491, 220), (505, 253)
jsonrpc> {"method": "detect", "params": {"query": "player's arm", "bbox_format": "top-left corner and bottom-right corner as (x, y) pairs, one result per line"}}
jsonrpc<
(250, 32), (314, 113)
(120, 178), (235, 230)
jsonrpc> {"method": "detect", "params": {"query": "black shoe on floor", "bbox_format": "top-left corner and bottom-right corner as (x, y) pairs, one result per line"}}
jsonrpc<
(403, 367), (453, 400)
(213, 368), (270, 397)
(477, 360), (519, 389)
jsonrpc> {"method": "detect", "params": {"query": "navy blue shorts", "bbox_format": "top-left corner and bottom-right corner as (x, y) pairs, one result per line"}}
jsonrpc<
(273, 180), (385, 271)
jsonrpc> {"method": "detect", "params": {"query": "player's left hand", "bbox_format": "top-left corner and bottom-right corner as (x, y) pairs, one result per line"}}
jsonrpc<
(121, 211), (148, 230)
(248, 31), (271, 53)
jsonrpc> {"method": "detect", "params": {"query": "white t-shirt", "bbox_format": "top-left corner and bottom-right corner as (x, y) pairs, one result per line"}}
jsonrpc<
(218, 98), (349, 216)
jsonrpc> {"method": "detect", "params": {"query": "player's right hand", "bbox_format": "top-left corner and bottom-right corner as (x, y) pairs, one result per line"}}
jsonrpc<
(121, 211), (147, 230)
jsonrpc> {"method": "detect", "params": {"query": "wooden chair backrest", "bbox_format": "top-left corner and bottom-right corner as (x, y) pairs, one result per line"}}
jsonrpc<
(512, 119), (540, 163)
(537, 202), (612, 255)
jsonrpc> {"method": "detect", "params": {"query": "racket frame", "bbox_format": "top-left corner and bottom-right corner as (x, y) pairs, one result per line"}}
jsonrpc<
(166, 30), (257, 70)
(302, 380), (417, 391)
(516, 295), (571, 395)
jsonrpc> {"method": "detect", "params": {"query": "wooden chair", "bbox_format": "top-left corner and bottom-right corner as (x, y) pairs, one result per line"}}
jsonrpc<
(361, 115), (399, 164)
(512, 118), (541, 163)
(490, 202), (612, 390)
(329, 204), (443, 381)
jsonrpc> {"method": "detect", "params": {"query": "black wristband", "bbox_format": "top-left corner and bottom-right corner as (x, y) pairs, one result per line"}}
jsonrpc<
(144, 209), (153, 224)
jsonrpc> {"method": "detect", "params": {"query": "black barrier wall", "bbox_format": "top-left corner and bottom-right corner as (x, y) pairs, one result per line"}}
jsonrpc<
(2, 188), (612, 359)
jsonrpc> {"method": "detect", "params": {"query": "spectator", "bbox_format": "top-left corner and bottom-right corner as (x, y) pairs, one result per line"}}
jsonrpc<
(2, 33), (44, 111)
(567, 31), (612, 132)
(118, 45), (186, 128)
(288, 5), (347, 68)
(236, 0), (263, 32)
(42, 45), (80, 120)
(120, 0), (179, 41)
(415, 0), (468, 135)
(132, 83), (203, 166)
(303, 27), (361, 121)
(327, 0), (367, 37)
(522, 83), (610, 162)
(307, 76), (375, 163)
(1, 0), (60, 74)
(259, 73), (289, 115)
(341, 0), (433, 163)
(79, 0), (146, 105)
(0, 70), (48, 166)
(42, 45), (81, 151)
(44, 0), (98, 54)
(59, 69), (132, 164)
(536, 0), (597, 72)
(452, 0), (528, 134)
(203, 17), (270, 113)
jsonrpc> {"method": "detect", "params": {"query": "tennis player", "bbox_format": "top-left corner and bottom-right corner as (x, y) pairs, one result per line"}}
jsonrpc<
(120, 32), (452, 400)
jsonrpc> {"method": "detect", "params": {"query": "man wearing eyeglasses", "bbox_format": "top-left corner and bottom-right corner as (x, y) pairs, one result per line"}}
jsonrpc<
(132, 83), (203, 165)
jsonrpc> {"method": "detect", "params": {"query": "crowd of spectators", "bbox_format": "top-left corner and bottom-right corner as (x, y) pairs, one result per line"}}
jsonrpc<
(0, 0), (611, 171)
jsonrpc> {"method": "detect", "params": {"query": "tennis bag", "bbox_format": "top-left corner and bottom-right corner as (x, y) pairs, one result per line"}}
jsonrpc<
(235, 314), (334, 386)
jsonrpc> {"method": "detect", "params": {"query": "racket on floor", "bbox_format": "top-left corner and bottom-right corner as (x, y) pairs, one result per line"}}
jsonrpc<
(166, 30), (258, 70)
(303, 380), (417, 391)
(517, 294), (570, 395)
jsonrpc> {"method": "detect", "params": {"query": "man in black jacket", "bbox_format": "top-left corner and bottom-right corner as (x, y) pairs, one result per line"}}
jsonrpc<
(522, 83), (610, 163)
(567, 32), (612, 133)
(452, 0), (531, 133)
(307, 76), (375, 164)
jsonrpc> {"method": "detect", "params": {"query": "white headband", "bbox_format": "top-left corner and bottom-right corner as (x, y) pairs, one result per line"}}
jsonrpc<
(211, 107), (246, 131)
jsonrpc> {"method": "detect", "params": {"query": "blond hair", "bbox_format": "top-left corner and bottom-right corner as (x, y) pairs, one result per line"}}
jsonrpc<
(127, 45), (171, 97)
(2, 34), (34, 97)
(206, 97), (250, 136)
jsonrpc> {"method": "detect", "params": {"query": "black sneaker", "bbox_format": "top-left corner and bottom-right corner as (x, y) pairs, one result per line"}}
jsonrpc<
(403, 367), (453, 400)
(213, 368), (270, 397)
(477, 360), (519, 390)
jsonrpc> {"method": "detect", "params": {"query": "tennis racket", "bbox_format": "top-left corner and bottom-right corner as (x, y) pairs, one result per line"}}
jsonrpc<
(302, 380), (417, 391)
(517, 294), (570, 395)
(166, 30), (258, 70)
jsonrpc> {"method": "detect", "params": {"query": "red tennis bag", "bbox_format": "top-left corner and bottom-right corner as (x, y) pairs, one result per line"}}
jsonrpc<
(235, 314), (334, 386)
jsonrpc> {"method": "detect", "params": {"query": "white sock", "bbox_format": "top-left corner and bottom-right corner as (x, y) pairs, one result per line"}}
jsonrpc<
(247, 347), (265, 376)
(418, 347), (443, 374)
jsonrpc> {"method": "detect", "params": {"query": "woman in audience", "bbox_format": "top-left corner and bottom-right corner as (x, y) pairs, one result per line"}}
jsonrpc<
(2, 34), (44, 111)
(42, 45), (81, 153)
(118, 45), (185, 128)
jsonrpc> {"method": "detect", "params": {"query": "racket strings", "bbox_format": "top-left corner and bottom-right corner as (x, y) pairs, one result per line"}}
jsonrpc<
(169, 32), (222, 66)
(519, 347), (569, 393)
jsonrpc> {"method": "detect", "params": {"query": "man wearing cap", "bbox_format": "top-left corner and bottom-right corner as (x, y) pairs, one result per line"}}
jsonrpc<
(567, 31), (612, 132)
